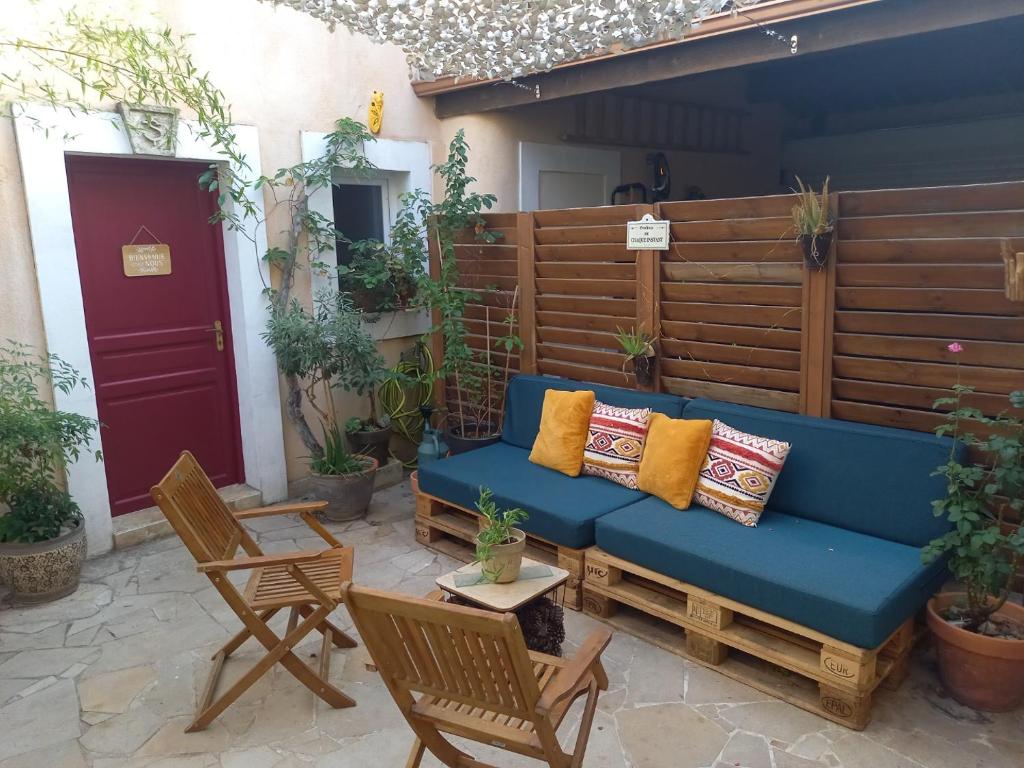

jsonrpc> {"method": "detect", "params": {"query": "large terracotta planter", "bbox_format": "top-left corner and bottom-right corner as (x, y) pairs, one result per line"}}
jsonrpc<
(0, 517), (86, 604)
(475, 527), (526, 584)
(927, 593), (1024, 712)
(307, 457), (378, 522)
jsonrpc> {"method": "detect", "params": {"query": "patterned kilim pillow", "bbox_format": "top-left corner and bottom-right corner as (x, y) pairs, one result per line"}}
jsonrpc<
(582, 401), (651, 489)
(694, 420), (791, 526)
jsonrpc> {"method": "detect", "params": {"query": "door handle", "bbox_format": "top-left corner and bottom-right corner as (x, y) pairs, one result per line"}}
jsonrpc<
(209, 320), (224, 351)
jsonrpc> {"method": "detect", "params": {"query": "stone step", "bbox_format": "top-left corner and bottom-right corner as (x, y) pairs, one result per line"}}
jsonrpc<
(111, 483), (263, 550)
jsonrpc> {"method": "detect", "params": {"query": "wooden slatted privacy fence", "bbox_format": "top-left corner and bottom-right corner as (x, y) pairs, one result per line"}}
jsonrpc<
(435, 180), (1024, 488)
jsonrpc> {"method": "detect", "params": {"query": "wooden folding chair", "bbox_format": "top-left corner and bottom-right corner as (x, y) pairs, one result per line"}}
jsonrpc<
(151, 450), (358, 732)
(341, 583), (612, 768)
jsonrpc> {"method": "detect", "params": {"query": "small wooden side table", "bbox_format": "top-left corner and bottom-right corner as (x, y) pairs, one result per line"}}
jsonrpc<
(436, 557), (569, 655)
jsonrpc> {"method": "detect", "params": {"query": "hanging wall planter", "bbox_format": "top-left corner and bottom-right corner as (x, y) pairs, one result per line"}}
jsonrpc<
(798, 230), (834, 271)
(626, 354), (657, 388)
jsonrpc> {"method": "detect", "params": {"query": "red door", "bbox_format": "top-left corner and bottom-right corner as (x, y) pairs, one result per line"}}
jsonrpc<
(66, 156), (244, 517)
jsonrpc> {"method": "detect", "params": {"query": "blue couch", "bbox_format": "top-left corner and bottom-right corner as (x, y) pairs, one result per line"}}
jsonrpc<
(417, 375), (956, 650)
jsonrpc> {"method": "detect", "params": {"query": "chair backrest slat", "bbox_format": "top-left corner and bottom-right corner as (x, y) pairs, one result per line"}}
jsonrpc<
(344, 585), (541, 720)
(151, 451), (243, 564)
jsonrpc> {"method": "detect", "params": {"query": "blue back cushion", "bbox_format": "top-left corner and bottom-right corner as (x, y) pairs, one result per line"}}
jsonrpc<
(681, 399), (958, 547)
(501, 374), (687, 449)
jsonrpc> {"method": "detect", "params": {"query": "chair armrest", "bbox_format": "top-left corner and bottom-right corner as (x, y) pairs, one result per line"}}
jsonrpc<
(536, 627), (612, 715)
(197, 548), (333, 573)
(233, 501), (328, 520)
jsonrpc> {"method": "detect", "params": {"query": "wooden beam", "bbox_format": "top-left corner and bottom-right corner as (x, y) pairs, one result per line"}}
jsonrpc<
(634, 204), (658, 393)
(798, 194), (838, 418)
(431, 0), (1024, 118)
(516, 212), (537, 374)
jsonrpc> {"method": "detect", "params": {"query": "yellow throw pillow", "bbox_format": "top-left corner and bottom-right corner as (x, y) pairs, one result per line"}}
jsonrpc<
(638, 414), (714, 509)
(529, 389), (596, 477)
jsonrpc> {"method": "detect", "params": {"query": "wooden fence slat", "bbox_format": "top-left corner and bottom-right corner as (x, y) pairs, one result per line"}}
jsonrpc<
(659, 194), (796, 222)
(537, 343), (625, 370)
(536, 295), (636, 317)
(661, 301), (802, 330)
(838, 211), (1024, 240)
(453, 226), (518, 245)
(536, 326), (618, 350)
(536, 311), (625, 333)
(661, 338), (801, 370)
(833, 310), (1024, 342)
(662, 376), (799, 412)
(537, 359), (634, 388)
(535, 243), (635, 262)
(836, 238), (1015, 264)
(533, 206), (638, 227)
(536, 278), (637, 298)
(536, 262), (634, 280)
(835, 287), (1021, 315)
(661, 282), (801, 307)
(839, 181), (1024, 217)
(836, 263), (1005, 288)
(660, 320), (802, 351)
(831, 379), (1019, 415)
(669, 217), (792, 242)
(664, 241), (803, 263)
(661, 262), (802, 284)
(660, 358), (801, 392)
(534, 224), (627, 245)
(833, 334), (1024, 369)
(833, 356), (1021, 395)
(456, 259), (519, 276)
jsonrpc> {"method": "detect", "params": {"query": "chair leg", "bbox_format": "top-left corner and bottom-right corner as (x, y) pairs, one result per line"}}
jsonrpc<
(569, 681), (601, 768)
(405, 737), (426, 768)
(298, 604), (358, 648)
(188, 603), (354, 731)
(216, 608), (279, 659)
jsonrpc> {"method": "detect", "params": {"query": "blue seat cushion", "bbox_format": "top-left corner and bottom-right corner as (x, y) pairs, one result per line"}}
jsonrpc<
(502, 374), (686, 450)
(418, 441), (646, 549)
(681, 398), (957, 547)
(595, 497), (946, 648)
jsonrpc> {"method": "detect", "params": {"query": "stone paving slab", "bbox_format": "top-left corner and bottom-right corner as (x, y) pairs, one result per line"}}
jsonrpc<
(1, 479), (1022, 767)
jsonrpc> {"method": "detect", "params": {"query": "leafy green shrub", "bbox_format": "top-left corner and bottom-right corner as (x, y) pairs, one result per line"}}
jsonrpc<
(924, 343), (1024, 632)
(0, 342), (99, 543)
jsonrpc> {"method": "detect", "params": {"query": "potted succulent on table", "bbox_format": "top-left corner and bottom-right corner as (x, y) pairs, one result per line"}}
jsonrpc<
(474, 487), (529, 584)
(615, 326), (657, 388)
(263, 292), (380, 522)
(791, 175), (834, 270)
(0, 342), (101, 603)
(923, 347), (1024, 711)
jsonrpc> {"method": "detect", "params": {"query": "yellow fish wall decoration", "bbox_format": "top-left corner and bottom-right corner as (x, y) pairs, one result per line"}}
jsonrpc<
(368, 91), (383, 134)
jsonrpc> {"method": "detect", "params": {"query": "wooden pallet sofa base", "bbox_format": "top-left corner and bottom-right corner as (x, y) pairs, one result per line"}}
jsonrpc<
(582, 548), (915, 730)
(414, 488), (586, 611)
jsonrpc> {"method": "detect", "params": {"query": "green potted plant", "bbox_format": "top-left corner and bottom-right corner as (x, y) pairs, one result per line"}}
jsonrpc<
(923, 343), (1024, 711)
(415, 132), (520, 452)
(615, 326), (657, 388)
(0, 342), (100, 603)
(263, 292), (380, 521)
(791, 176), (834, 270)
(474, 487), (529, 584)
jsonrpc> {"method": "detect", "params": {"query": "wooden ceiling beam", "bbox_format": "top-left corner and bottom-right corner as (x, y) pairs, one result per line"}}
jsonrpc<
(431, 0), (1024, 119)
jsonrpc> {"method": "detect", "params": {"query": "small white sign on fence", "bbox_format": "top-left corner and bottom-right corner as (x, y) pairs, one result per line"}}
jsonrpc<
(626, 213), (670, 251)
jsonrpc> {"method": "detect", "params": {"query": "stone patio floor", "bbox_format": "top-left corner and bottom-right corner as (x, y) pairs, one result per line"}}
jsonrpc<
(1, 480), (1022, 768)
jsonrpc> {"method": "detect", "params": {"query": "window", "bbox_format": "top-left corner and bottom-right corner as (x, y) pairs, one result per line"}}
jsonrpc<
(332, 182), (386, 265)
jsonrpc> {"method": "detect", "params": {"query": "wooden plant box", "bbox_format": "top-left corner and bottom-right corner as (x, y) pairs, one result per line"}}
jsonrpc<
(582, 548), (916, 729)
(413, 488), (585, 610)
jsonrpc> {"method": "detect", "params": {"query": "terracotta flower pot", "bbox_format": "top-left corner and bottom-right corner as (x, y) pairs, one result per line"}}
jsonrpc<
(0, 517), (86, 604)
(475, 528), (526, 584)
(307, 457), (378, 522)
(926, 592), (1024, 712)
